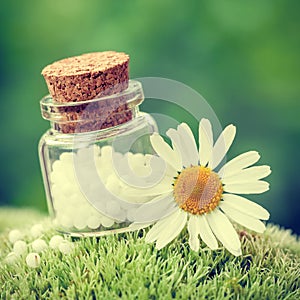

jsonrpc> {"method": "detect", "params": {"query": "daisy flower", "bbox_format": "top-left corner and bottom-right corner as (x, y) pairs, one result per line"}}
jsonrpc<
(131, 118), (271, 256)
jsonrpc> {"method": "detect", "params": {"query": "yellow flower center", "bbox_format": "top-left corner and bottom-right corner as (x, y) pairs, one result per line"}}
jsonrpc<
(173, 166), (223, 215)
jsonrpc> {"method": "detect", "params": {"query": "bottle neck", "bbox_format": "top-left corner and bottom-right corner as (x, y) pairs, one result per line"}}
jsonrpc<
(49, 105), (141, 134)
(40, 80), (144, 134)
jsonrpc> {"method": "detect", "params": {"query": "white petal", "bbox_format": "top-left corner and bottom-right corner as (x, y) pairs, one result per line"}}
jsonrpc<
(206, 209), (241, 256)
(145, 210), (181, 243)
(218, 151), (260, 178)
(219, 202), (266, 233)
(199, 118), (213, 166)
(166, 128), (186, 167)
(209, 124), (236, 170)
(167, 126), (198, 168)
(224, 246), (242, 257)
(222, 194), (270, 220)
(177, 123), (199, 166)
(150, 133), (182, 171)
(125, 183), (173, 197)
(133, 194), (176, 222)
(224, 181), (270, 194)
(187, 215), (200, 251)
(155, 210), (187, 250)
(222, 165), (271, 184)
(197, 215), (218, 250)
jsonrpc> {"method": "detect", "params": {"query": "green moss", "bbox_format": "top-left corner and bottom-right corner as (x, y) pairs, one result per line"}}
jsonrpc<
(0, 208), (299, 299)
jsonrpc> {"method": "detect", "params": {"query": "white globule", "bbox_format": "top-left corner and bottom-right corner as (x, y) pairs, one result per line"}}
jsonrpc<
(101, 215), (115, 228)
(126, 152), (152, 177)
(13, 240), (27, 256)
(8, 229), (23, 244)
(86, 215), (102, 229)
(32, 239), (48, 253)
(49, 235), (64, 249)
(73, 216), (87, 230)
(105, 174), (121, 195)
(5, 252), (19, 264)
(58, 215), (73, 229)
(30, 224), (44, 238)
(58, 241), (74, 255)
(50, 146), (114, 230)
(50, 145), (163, 229)
(26, 253), (41, 268)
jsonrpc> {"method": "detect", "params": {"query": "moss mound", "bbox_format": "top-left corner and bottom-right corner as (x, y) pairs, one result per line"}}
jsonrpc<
(0, 207), (299, 299)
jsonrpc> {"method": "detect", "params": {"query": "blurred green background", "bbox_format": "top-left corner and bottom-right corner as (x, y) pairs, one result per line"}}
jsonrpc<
(0, 1), (299, 233)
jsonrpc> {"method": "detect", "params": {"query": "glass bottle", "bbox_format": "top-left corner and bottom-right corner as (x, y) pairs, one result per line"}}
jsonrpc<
(38, 80), (158, 237)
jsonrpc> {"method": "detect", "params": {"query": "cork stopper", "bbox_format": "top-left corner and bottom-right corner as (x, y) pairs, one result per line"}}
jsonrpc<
(40, 51), (140, 134)
(41, 51), (129, 102)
